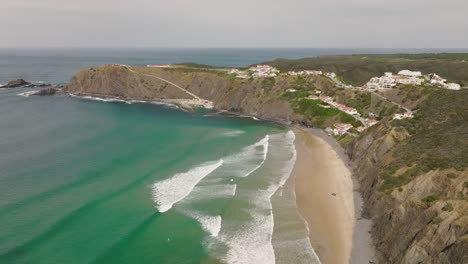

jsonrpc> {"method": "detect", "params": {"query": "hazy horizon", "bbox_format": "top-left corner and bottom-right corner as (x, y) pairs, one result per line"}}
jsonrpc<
(1, 0), (467, 49)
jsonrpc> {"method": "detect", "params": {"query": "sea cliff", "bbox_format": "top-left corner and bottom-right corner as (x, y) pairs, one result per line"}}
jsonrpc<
(65, 64), (467, 263)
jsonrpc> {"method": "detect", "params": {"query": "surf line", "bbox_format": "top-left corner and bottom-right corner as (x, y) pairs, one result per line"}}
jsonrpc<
(152, 160), (223, 212)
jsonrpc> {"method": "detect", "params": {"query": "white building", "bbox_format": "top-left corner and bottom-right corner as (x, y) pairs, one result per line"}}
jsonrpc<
(393, 111), (414, 120)
(325, 72), (337, 78)
(447, 83), (461, 90)
(394, 76), (423, 85)
(147, 64), (172, 68)
(367, 73), (396, 89)
(429, 73), (447, 86)
(304, 70), (323, 75)
(398, 70), (422, 77)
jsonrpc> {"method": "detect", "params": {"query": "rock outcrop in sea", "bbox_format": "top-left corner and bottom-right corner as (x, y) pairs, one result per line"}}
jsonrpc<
(1, 79), (30, 88)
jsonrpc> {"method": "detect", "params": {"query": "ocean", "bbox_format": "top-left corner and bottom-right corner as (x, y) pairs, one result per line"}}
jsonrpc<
(0, 48), (463, 263)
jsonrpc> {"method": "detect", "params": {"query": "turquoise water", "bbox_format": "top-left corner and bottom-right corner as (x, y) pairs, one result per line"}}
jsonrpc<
(0, 88), (319, 263)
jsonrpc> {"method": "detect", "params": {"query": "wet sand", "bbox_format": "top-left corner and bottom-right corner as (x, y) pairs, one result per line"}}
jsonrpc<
(293, 128), (355, 264)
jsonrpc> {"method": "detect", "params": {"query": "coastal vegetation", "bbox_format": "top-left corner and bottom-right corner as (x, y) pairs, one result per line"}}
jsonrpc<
(262, 53), (468, 86)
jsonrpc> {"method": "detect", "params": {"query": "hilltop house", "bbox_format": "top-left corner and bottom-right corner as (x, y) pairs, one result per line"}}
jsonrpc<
(429, 73), (447, 86)
(398, 70), (422, 77)
(447, 83), (461, 90)
(325, 72), (337, 78)
(393, 111), (414, 120)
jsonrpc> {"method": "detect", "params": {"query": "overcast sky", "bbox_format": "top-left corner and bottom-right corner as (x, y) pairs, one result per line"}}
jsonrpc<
(1, 0), (467, 48)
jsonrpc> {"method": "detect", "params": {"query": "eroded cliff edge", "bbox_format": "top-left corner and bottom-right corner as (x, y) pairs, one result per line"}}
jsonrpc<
(65, 64), (468, 263)
(65, 65), (304, 123)
(347, 89), (467, 264)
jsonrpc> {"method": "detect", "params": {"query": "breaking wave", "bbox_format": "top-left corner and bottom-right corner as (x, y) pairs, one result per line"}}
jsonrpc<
(151, 160), (223, 212)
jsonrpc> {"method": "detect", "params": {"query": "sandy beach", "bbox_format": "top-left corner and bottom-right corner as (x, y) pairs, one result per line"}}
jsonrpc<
(293, 128), (355, 264)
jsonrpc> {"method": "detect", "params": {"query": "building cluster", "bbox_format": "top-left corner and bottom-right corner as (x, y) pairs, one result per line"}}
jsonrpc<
(326, 123), (353, 136)
(287, 70), (323, 76)
(393, 111), (414, 120)
(366, 71), (423, 89)
(365, 70), (461, 90)
(249, 65), (280, 78)
(307, 95), (358, 115)
(227, 65), (280, 79)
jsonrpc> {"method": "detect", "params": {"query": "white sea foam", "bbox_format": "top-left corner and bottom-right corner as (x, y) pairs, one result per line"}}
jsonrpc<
(152, 160), (223, 212)
(17, 91), (38, 97)
(70, 94), (181, 108)
(70, 94), (126, 103)
(183, 211), (222, 237)
(222, 130), (245, 137)
(185, 184), (238, 202)
(207, 131), (297, 264)
(224, 135), (269, 179)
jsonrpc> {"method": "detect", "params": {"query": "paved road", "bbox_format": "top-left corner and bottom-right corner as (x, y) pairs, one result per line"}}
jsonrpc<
(124, 66), (202, 100)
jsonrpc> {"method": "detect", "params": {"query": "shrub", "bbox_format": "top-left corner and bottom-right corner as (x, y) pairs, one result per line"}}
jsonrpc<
(422, 195), (439, 203)
(432, 216), (443, 225)
(446, 173), (457, 179)
(442, 203), (454, 212)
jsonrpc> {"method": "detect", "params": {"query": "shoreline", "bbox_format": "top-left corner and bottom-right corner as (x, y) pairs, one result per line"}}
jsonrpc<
(292, 127), (375, 264)
(53, 91), (374, 263)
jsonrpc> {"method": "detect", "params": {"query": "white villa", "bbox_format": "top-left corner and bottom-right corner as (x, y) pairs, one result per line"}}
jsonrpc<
(398, 70), (422, 77)
(429, 73), (447, 86)
(447, 83), (461, 90)
(325, 72), (337, 78)
(393, 111), (414, 120)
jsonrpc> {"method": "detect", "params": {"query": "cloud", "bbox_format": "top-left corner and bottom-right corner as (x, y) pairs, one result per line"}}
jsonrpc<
(0, 0), (466, 48)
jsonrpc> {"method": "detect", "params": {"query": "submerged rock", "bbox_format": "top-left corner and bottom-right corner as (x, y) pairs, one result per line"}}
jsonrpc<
(34, 87), (59, 96)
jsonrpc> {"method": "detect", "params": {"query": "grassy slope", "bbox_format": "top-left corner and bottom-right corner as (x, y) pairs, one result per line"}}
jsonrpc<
(380, 88), (468, 192)
(262, 53), (468, 86)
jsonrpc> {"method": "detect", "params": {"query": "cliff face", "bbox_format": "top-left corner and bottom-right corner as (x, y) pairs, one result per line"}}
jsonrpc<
(66, 65), (302, 123)
(348, 89), (468, 264)
(66, 65), (468, 263)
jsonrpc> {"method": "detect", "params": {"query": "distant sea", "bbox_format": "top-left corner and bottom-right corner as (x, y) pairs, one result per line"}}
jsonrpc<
(0, 48), (465, 263)
(1, 48), (467, 85)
